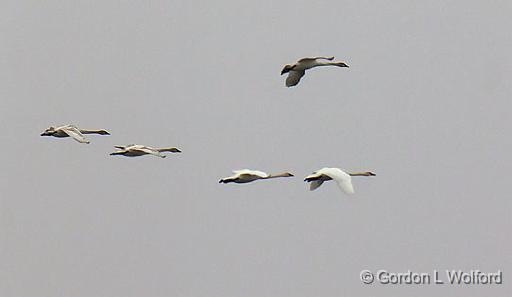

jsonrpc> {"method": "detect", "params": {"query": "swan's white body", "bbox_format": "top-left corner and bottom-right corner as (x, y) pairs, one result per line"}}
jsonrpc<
(110, 144), (181, 158)
(40, 124), (110, 144)
(219, 169), (293, 184)
(281, 56), (349, 87)
(304, 168), (375, 194)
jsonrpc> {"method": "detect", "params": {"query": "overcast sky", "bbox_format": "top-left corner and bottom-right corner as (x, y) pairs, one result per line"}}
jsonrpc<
(1, 1), (511, 296)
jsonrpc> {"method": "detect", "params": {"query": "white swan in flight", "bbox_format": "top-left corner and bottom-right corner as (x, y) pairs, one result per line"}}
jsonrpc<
(40, 124), (110, 144)
(281, 56), (349, 87)
(110, 144), (181, 158)
(219, 169), (294, 184)
(304, 167), (375, 194)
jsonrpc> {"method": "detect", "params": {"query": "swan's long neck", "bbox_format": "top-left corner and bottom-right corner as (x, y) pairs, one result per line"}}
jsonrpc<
(348, 172), (375, 177)
(80, 129), (109, 135)
(156, 147), (181, 153)
(317, 61), (348, 67)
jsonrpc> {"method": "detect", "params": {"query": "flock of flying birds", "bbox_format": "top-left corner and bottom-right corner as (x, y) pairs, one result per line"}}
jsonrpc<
(41, 56), (375, 194)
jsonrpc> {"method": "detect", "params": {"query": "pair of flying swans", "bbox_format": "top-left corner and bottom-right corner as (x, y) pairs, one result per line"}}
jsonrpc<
(110, 144), (181, 158)
(41, 124), (181, 158)
(40, 124), (110, 144)
(219, 168), (375, 194)
(281, 56), (349, 87)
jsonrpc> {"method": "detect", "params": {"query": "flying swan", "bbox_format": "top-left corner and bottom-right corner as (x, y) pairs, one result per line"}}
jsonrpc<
(304, 167), (375, 194)
(110, 144), (181, 158)
(40, 124), (110, 144)
(281, 56), (349, 87)
(219, 169), (294, 184)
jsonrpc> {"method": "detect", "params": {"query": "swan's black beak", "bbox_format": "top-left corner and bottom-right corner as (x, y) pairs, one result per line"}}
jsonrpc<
(368, 172), (376, 176)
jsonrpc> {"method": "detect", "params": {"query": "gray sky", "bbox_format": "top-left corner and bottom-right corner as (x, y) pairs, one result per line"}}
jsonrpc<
(1, 0), (511, 296)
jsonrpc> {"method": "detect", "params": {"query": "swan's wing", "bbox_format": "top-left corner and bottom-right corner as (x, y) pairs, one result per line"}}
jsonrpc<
(61, 126), (89, 143)
(298, 56), (334, 62)
(232, 169), (268, 178)
(250, 170), (269, 178)
(335, 178), (355, 194)
(114, 144), (134, 149)
(63, 124), (79, 129)
(285, 70), (305, 87)
(135, 147), (164, 157)
(309, 180), (324, 191)
(320, 168), (354, 194)
(237, 173), (256, 180)
(129, 144), (145, 150)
